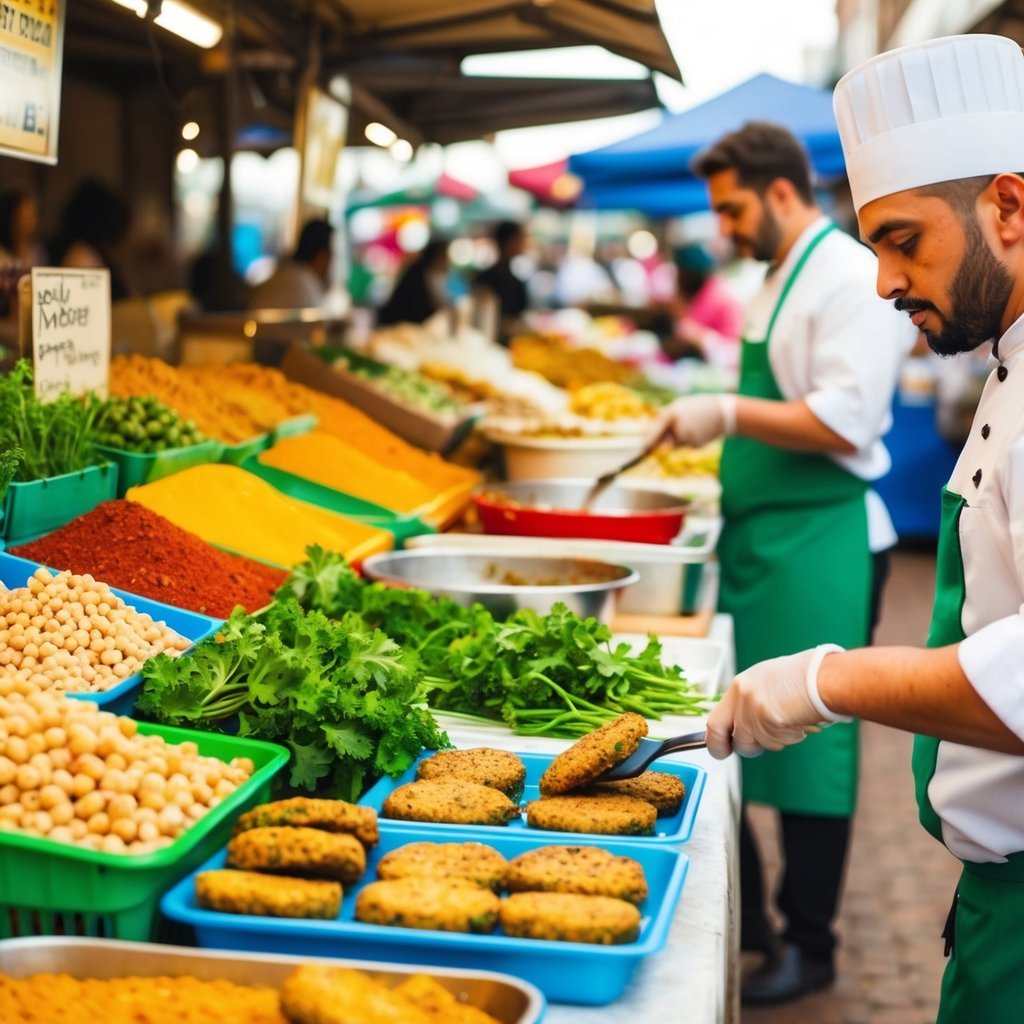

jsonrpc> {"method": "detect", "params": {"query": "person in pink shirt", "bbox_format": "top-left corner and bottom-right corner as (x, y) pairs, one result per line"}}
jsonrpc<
(660, 242), (744, 368)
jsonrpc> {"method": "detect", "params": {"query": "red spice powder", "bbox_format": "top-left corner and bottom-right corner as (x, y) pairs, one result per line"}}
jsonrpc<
(11, 500), (286, 618)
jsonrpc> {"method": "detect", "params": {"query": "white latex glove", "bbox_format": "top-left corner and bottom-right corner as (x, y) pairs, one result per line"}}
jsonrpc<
(645, 394), (737, 449)
(706, 644), (848, 759)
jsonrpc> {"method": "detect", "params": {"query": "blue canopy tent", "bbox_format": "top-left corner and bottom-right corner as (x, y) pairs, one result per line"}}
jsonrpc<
(568, 73), (845, 216)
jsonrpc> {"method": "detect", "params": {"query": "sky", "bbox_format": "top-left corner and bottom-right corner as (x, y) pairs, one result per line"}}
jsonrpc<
(441, 0), (839, 187)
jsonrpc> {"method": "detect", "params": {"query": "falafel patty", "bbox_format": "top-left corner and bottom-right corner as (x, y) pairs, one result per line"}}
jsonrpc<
(499, 891), (641, 944)
(417, 748), (527, 801)
(394, 975), (502, 1024)
(381, 779), (521, 827)
(584, 770), (686, 817)
(226, 826), (366, 884)
(538, 713), (648, 796)
(355, 878), (501, 933)
(195, 869), (341, 919)
(377, 841), (509, 891)
(505, 845), (648, 903)
(280, 964), (433, 1024)
(526, 794), (657, 836)
(232, 797), (379, 848)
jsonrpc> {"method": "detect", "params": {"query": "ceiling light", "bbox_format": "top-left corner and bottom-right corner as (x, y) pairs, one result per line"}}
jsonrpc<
(110, 0), (223, 49)
(176, 148), (200, 173)
(181, 121), (200, 140)
(364, 122), (397, 147)
(390, 139), (413, 163)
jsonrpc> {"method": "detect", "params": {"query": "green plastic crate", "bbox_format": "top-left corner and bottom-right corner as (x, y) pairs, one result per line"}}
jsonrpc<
(219, 433), (271, 466)
(0, 724), (288, 941)
(240, 455), (435, 549)
(96, 439), (225, 497)
(2, 463), (118, 545)
(271, 413), (317, 442)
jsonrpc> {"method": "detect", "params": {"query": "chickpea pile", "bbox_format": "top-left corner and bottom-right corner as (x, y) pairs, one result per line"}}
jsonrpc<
(0, 568), (191, 694)
(569, 382), (654, 422)
(0, 690), (255, 855)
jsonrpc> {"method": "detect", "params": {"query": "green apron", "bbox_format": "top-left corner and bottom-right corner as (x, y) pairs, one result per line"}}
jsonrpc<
(913, 487), (1024, 1023)
(718, 222), (870, 817)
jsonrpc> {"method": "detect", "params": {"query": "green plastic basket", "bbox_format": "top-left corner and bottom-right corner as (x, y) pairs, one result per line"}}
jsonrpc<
(219, 433), (271, 466)
(2, 463), (118, 545)
(271, 413), (317, 442)
(0, 724), (288, 941)
(96, 439), (225, 497)
(241, 455), (435, 548)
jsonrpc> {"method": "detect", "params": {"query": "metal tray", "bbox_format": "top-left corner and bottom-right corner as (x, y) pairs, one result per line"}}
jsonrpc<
(161, 826), (689, 1006)
(361, 750), (707, 845)
(0, 937), (545, 1023)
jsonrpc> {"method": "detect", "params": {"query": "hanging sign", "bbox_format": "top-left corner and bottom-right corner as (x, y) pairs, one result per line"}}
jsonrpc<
(25, 267), (111, 402)
(0, 0), (65, 163)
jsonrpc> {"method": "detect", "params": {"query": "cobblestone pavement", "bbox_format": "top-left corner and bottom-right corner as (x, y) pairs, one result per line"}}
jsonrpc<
(742, 547), (962, 1024)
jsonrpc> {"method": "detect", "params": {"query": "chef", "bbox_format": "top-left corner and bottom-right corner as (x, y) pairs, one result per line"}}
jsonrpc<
(649, 121), (915, 1003)
(704, 34), (1024, 1023)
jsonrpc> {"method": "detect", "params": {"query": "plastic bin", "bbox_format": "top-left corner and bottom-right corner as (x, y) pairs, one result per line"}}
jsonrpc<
(360, 750), (707, 845)
(0, 726), (288, 941)
(241, 454), (434, 548)
(95, 439), (224, 496)
(0, 551), (222, 716)
(163, 825), (689, 1005)
(219, 433), (271, 466)
(2, 463), (118, 545)
(271, 413), (317, 442)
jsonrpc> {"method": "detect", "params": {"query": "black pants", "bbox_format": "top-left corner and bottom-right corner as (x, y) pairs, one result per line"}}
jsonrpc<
(740, 547), (891, 962)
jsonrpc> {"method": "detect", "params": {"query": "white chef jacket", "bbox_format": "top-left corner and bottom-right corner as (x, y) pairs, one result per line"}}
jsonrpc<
(742, 218), (917, 551)
(929, 311), (1024, 863)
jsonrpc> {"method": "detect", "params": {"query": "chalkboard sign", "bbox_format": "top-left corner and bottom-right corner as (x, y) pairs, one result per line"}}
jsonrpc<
(27, 267), (111, 402)
(0, 0), (66, 164)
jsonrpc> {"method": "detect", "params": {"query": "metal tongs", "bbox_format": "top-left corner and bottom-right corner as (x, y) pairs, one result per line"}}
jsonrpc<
(592, 730), (708, 782)
(581, 424), (672, 509)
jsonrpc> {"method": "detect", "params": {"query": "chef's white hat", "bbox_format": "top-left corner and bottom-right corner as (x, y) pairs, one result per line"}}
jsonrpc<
(834, 34), (1024, 212)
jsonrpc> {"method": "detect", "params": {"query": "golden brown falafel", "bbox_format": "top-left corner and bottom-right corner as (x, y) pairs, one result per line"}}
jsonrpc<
(232, 797), (379, 848)
(381, 780), (521, 827)
(355, 878), (501, 933)
(226, 826), (366, 884)
(538, 713), (648, 796)
(584, 770), (686, 817)
(505, 845), (648, 903)
(499, 891), (641, 944)
(195, 869), (342, 919)
(526, 794), (657, 836)
(417, 748), (527, 801)
(377, 841), (508, 891)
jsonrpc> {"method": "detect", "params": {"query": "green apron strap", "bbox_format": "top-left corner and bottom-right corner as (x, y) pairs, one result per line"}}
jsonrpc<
(763, 222), (836, 343)
(913, 488), (968, 843)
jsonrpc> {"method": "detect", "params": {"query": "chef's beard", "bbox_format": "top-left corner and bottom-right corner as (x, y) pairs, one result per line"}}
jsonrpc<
(734, 206), (782, 263)
(895, 217), (1012, 356)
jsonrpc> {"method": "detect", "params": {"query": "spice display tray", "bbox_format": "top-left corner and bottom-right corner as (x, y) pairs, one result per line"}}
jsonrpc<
(0, 726), (288, 941)
(241, 454), (435, 548)
(162, 825), (688, 1006)
(0, 937), (547, 1024)
(2, 463), (118, 545)
(359, 749), (707, 845)
(0, 551), (223, 716)
(95, 439), (224, 496)
(219, 432), (271, 466)
(270, 413), (318, 441)
(280, 343), (477, 455)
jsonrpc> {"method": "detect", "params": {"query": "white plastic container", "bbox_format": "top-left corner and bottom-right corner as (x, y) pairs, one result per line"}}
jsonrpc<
(484, 430), (646, 480)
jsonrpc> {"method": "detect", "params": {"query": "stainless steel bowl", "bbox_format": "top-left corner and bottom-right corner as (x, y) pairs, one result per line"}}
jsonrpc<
(482, 478), (690, 514)
(362, 549), (638, 622)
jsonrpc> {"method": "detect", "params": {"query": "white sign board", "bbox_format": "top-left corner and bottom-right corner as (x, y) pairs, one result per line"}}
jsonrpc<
(0, 0), (65, 164)
(30, 267), (111, 402)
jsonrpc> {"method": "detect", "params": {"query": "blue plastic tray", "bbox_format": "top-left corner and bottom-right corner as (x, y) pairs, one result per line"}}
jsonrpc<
(360, 750), (707, 845)
(0, 551), (222, 716)
(161, 825), (689, 1006)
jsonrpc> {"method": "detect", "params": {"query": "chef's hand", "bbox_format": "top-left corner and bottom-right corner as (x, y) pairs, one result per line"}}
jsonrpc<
(645, 394), (737, 449)
(706, 644), (849, 759)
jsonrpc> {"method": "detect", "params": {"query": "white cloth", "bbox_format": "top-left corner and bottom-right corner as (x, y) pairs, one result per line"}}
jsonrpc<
(248, 259), (325, 310)
(926, 311), (1024, 862)
(834, 34), (1024, 212)
(743, 218), (916, 551)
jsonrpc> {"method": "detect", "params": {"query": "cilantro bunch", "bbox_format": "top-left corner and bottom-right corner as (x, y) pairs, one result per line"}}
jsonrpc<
(136, 598), (449, 800)
(280, 547), (710, 739)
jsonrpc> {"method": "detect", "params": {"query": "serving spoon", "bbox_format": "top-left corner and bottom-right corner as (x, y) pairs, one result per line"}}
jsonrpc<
(591, 729), (707, 782)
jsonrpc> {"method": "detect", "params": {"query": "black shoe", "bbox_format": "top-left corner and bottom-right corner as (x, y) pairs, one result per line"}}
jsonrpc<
(741, 943), (835, 1006)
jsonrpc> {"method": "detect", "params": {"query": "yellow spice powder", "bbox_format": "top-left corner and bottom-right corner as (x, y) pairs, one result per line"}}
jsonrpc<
(259, 432), (438, 514)
(126, 464), (390, 567)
